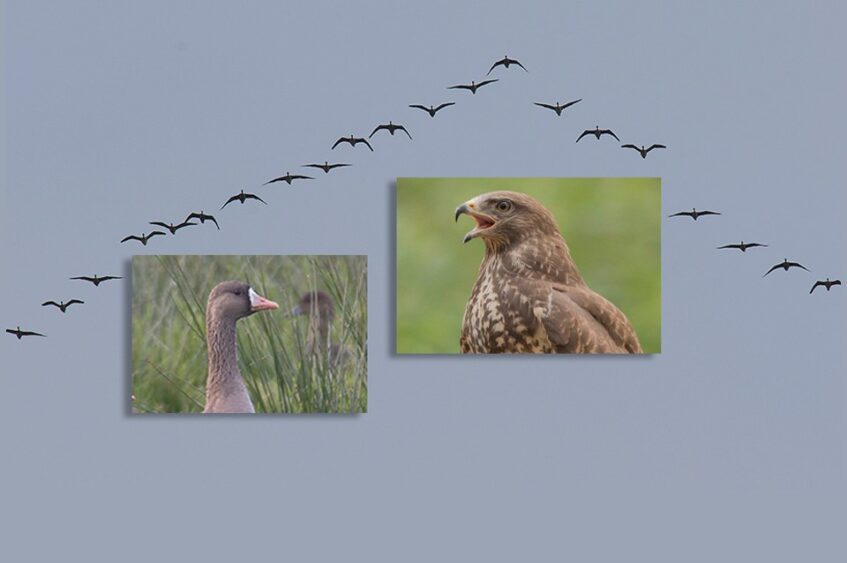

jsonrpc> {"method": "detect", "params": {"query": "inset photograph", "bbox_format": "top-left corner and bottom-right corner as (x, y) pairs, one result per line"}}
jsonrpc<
(131, 255), (367, 414)
(396, 178), (660, 354)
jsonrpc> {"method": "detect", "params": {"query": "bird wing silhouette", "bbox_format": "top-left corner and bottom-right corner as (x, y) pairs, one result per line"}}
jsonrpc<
(66, 299), (85, 306)
(621, 144), (639, 150)
(221, 195), (239, 209)
(534, 102), (557, 111)
(668, 211), (694, 218)
(434, 102), (455, 112)
(369, 125), (387, 138)
(408, 104), (428, 112)
(358, 138), (374, 151)
(602, 129), (621, 141)
(486, 60), (504, 75)
(331, 137), (349, 149)
(149, 221), (169, 229)
(648, 144), (667, 151)
(562, 99), (582, 109)
(810, 282), (823, 294)
(477, 79), (499, 88)
(576, 130), (591, 142)
(41, 301), (60, 307)
(245, 193), (267, 204)
(763, 264), (782, 277)
(447, 84), (471, 90)
(788, 262), (810, 272)
(397, 125), (413, 139)
(148, 231), (166, 239)
(121, 235), (142, 243)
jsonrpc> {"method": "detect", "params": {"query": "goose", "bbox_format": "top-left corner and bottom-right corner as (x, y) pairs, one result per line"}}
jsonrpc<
(448, 79), (498, 94)
(810, 278), (841, 294)
(576, 126), (620, 142)
(263, 172), (314, 186)
(369, 121), (412, 139)
(717, 241), (767, 252)
(221, 190), (267, 209)
(409, 102), (455, 117)
(290, 291), (352, 368)
(70, 274), (122, 286)
(331, 135), (374, 151)
(302, 161), (351, 174)
(203, 281), (279, 414)
(533, 99), (582, 116)
(149, 220), (197, 234)
(621, 143), (667, 158)
(763, 259), (810, 277)
(487, 55), (528, 74)
(42, 299), (84, 312)
(6, 326), (46, 339)
(668, 208), (721, 220)
(121, 231), (166, 245)
(185, 211), (220, 230)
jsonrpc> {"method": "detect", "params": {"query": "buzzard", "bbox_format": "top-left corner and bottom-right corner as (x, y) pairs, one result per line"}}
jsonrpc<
(455, 191), (643, 354)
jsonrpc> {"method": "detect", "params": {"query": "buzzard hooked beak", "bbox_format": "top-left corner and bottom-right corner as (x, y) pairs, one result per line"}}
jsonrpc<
(455, 202), (496, 244)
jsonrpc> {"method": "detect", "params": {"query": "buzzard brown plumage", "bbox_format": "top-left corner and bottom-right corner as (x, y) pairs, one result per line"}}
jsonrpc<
(455, 191), (643, 354)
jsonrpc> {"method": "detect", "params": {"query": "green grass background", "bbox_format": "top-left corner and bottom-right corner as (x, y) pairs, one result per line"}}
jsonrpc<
(396, 178), (661, 354)
(131, 255), (367, 413)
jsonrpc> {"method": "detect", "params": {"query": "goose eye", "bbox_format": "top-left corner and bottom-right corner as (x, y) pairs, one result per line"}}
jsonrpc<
(496, 200), (512, 211)
(233, 289), (242, 296)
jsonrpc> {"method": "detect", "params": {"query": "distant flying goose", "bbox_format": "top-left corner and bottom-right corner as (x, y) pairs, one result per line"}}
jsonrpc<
(303, 161), (351, 173)
(448, 79), (499, 94)
(221, 190), (267, 209)
(668, 208), (721, 220)
(121, 231), (166, 245)
(409, 102), (455, 117)
(149, 220), (197, 234)
(763, 259), (811, 277)
(369, 121), (412, 139)
(487, 55), (528, 75)
(263, 172), (314, 186)
(533, 99), (582, 116)
(576, 126), (620, 142)
(717, 241), (768, 252)
(70, 274), (122, 286)
(810, 278), (841, 293)
(331, 135), (374, 151)
(186, 211), (220, 230)
(621, 143), (667, 158)
(41, 299), (84, 312)
(6, 326), (46, 339)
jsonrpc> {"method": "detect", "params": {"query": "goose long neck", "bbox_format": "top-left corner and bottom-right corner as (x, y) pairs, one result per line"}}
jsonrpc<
(307, 310), (333, 353)
(206, 308), (241, 392)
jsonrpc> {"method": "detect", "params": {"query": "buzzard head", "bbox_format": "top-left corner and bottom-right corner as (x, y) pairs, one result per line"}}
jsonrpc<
(455, 191), (561, 249)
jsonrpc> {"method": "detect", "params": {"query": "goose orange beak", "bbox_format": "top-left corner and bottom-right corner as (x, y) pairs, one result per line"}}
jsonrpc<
(248, 288), (279, 312)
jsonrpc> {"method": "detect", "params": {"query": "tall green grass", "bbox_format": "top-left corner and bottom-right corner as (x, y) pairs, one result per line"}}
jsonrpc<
(131, 255), (367, 413)
(396, 178), (661, 354)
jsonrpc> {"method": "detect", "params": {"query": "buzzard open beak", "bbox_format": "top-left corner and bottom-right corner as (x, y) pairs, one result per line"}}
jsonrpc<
(455, 202), (496, 244)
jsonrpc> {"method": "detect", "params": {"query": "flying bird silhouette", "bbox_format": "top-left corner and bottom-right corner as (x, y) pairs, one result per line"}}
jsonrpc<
(185, 211), (220, 230)
(263, 172), (314, 186)
(121, 231), (166, 245)
(534, 99), (582, 116)
(621, 143), (667, 158)
(149, 220), (197, 234)
(70, 275), (122, 286)
(763, 259), (811, 277)
(409, 102), (455, 117)
(369, 121), (412, 139)
(717, 241), (768, 252)
(487, 55), (528, 75)
(302, 161), (351, 174)
(576, 126), (620, 142)
(668, 208), (721, 220)
(810, 278), (841, 294)
(41, 299), (84, 312)
(6, 326), (46, 339)
(221, 190), (267, 209)
(448, 79), (499, 94)
(331, 135), (374, 151)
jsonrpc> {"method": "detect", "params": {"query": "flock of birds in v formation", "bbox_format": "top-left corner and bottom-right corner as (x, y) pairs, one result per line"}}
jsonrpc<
(6, 54), (841, 340)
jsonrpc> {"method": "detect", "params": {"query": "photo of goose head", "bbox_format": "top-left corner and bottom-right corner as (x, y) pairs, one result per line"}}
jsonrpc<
(204, 281), (278, 414)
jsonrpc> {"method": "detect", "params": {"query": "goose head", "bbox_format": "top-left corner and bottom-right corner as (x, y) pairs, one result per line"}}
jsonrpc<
(208, 281), (278, 322)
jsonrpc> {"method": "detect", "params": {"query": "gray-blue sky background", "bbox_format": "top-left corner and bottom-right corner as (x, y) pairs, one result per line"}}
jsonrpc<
(2, 1), (845, 561)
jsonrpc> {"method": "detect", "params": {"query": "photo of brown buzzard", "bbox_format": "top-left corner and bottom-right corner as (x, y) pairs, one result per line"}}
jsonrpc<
(455, 191), (643, 354)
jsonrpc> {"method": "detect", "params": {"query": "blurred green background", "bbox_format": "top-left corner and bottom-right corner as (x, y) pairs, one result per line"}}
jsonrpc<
(132, 255), (367, 413)
(396, 178), (661, 354)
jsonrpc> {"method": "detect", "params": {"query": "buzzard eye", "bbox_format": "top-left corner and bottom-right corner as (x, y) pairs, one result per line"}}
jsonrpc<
(496, 200), (512, 211)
